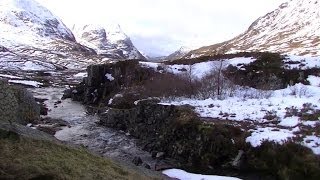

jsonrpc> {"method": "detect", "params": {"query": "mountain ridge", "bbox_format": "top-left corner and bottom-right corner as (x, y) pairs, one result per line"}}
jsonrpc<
(185, 0), (320, 58)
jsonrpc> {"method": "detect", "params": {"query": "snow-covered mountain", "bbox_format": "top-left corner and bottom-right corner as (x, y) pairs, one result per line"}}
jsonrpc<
(0, 0), (75, 46)
(0, 0), (144, 71)
(166, 46), (193, 60)
(72, 24), (145, 60)
(0, 0), (101, 70)
(185, 0), (320, 58)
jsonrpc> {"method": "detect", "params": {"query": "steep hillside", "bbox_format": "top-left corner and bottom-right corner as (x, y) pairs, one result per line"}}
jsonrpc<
(185, 0), (320, 58)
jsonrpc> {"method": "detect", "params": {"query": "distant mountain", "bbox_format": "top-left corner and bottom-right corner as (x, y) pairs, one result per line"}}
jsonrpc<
(185, 0), (320, 58)
(72, 24), (145, 60)
(166, 46), (193, 60)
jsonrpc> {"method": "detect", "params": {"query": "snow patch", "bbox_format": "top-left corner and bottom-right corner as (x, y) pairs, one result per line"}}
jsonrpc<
(74, 72), (87, 78)
(0, 73), (23, 79)
(105, 73), (114, 81)
(163, 169), (242, 180)
(246, 127), (296, 147)
(307, 75), (320, 86)
(278, 116), (299, 127)
(302, 136), (320, 155)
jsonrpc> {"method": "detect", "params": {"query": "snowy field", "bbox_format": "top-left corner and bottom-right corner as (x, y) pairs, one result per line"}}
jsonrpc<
(140, 55), (320, 154)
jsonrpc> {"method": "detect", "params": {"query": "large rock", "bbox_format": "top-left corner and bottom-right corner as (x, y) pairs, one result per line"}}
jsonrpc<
(67, 60), (154, 105)
(0, 81), (40, 125)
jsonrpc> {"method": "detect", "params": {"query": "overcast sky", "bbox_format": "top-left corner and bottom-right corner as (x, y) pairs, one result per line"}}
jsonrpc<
(37, 0), (286, 56)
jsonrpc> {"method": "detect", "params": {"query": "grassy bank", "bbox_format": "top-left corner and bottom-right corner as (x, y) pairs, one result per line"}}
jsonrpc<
(0, 130), (157, 180)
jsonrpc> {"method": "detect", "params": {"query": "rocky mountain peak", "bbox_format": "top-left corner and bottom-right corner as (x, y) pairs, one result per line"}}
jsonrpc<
(72, 23), (145, 59)
(185, 0), (320, 58)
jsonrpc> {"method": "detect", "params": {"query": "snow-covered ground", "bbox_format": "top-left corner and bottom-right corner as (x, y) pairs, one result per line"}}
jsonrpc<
(140, 55), (320, 154)
(163, 169), (242, 180)
(160, 83), (320, 153)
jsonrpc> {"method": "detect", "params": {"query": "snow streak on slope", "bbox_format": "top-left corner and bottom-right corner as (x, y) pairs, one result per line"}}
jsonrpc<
(186, 0), (320, 58)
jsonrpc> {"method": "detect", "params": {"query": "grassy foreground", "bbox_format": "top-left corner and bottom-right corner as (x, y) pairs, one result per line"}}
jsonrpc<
(0, 131), (156, 180)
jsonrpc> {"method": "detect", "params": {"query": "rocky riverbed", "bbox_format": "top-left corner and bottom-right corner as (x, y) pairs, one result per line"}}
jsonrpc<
(30, 87), (173, 172)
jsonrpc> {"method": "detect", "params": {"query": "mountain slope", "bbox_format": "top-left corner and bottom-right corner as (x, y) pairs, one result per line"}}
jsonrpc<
(72, 24), (145, 60)
(185, 0), (320, 58)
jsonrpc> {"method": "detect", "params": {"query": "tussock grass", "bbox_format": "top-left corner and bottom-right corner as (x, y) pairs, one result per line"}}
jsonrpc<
(0, 130), (154, 180)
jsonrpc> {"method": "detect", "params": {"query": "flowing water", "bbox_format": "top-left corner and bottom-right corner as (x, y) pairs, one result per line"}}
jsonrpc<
(29, 86), (166, 178)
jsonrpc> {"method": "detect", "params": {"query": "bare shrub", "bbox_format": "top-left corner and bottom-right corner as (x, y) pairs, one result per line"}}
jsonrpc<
(289, 85), (308, 97)
(195, 60), (237, 100)
(142, 72), (197, 99)
(240, 87), (273, 99)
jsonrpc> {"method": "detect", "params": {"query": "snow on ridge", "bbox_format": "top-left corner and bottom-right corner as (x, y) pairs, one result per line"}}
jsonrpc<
(186, 0), (320, 58)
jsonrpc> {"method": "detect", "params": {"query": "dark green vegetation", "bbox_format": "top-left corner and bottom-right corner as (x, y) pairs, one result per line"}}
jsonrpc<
(245, 142), (320, 180)
(0, 128), (153, 180)
(285, 103), (320, 121)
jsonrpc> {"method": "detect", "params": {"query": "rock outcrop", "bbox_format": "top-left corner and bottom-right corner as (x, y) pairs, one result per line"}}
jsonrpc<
(0, 80), (40, 125)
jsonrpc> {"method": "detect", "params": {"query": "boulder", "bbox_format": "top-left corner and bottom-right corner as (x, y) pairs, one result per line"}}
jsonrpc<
(0, 81), (40, 125)
(132, 156), (143, 166)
